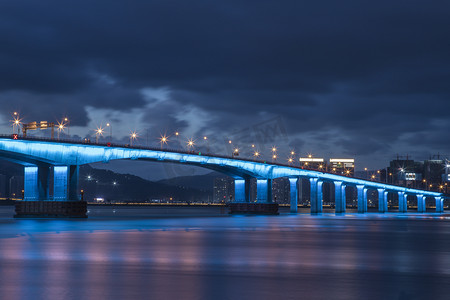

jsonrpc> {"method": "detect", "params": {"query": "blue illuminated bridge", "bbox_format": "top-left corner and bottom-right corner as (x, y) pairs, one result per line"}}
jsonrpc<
(0, 135), (444, 217)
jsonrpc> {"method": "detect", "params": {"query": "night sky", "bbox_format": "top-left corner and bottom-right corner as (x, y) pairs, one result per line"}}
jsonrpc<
(1, 1), (449, 178)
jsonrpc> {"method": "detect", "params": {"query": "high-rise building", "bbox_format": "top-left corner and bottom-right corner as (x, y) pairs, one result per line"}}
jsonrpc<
(213, 177), (234, 203)
(383, 157), (448, 191)
(272, 177), (289, 204)
(9, 175), (24, 199)
(443, 160), (450, 183)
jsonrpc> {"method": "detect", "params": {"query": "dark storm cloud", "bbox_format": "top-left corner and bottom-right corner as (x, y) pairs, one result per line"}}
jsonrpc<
(0, 0), (449, 166)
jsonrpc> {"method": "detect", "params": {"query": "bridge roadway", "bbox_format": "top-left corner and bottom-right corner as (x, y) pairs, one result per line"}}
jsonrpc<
(0, 135), (444, 217)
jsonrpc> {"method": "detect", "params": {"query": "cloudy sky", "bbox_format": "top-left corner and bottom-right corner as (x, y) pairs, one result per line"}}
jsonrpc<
(1, 0), (449, 178)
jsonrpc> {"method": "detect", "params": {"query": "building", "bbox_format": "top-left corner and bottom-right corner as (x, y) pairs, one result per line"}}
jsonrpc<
(9, 175), (24, 199)
(382, 156), (449, 192)
(299, 157), (326, 171)
(329, 158), (355, 176)
(213, 177), (234, 203)
(444, 159), (450, 183)
(272, 177), (289, 204)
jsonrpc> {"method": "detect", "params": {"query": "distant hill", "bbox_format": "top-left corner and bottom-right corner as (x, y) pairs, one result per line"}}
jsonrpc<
(156, 172), (225, 193)
(79, 165), (211, 202)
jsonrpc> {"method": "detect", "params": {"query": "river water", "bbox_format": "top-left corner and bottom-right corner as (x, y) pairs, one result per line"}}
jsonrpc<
(0, 205), (449, 300)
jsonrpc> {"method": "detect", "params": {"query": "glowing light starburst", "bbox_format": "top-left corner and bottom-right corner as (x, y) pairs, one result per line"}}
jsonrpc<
(95, 127), (104, 135)
(186, 138), (195, 148)
(159, 134), (169, 148)
(130, 131), (138, 146)
(10, 112), (23, 134)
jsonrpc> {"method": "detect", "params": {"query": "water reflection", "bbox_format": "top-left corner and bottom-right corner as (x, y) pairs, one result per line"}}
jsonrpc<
(0, 207), (449, 299)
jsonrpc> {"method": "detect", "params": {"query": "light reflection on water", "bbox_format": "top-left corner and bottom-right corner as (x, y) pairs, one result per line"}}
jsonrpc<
(0, 206), (449, 299)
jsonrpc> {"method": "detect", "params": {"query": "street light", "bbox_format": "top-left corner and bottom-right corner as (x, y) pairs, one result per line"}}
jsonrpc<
(64, 117), (70, 136)
(95, 127), (104, 143)
(106, 123), (112, 141)
(203, 136), (210, 152)
(253, 151), (260, 159)
(11, 112), (22, 134)
(159, 134), (169, 149)
(187, 138), (195, 151)
(130, 131), (138, 146)
(56, 122), (65, 140)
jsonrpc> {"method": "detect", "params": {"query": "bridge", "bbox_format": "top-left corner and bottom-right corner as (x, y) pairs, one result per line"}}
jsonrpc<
(0, 135), (444, 217)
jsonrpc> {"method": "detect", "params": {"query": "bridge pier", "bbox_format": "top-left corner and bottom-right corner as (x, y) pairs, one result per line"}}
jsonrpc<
(310, 178), (323, 214)
(289, 178), (298, 213)
(15, 164), (86, 218)
(335, 181), (346, 213)
(435, 197), (444, 213)
(417, 195), (425, 213)
(24, 166), (39, 200)
(229, 178), (278, 215)
(398, 192), (407, 213)
(234, 178), (250, 202)
(377, 189), (386, 213)
(68, 165), (79, 200)
(357, 185), (365, 213)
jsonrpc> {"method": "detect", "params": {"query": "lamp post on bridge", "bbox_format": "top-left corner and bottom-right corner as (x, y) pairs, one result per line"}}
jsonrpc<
(187, 138), (195, 152)
(130, 131), (138, 146)
(11, 112), (22, 135)
(95, 127), (104, 144)
(64, 117), (70, 137)
(203, 136), (209, 153)
(106, 123), (112, 142)
(159, 134), (169, 149)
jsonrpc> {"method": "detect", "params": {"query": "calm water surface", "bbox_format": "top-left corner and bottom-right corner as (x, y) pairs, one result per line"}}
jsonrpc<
(0, 206), (449, 300)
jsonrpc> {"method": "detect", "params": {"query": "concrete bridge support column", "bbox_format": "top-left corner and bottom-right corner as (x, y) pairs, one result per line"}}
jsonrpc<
(363, 188), (368, 212)
(289, 178), (299, 213)
(435, 197), (444, 213)
(24, 166), (39, 200)
(234, 179), (250, 202)
(68, 165), (79, 201)
(310, 178), (323, 214)
(298, 178), (303, 205)
(256, 179), (272, 203)
(357, 185), (365, 213)
(417, 195), (425, 213)
(38, 165), (50, 200)
(398, 192), (407, 213)
(377, 189), (386, 213)
(53, 166), (68, 201)
(383, 191), (389, 212)
(335, 181), (345, 213)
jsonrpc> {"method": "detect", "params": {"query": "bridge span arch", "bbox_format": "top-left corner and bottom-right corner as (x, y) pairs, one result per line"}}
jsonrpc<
(0, 137), (444, 216)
